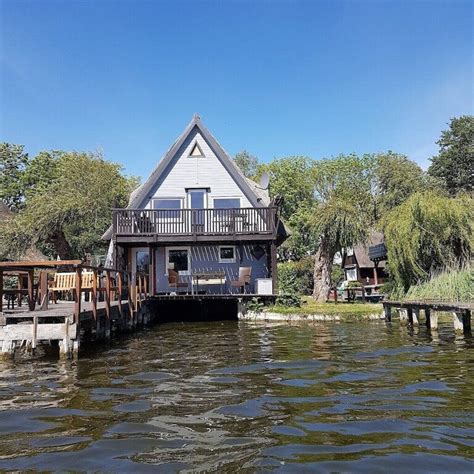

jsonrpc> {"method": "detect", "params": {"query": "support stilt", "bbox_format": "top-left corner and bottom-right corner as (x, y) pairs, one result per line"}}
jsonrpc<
(453, 311), (464, 333)
(399, 309), (408, 326)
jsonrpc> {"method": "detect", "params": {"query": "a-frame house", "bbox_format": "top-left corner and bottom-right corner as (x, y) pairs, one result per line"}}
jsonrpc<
(103, 114), (287, 295)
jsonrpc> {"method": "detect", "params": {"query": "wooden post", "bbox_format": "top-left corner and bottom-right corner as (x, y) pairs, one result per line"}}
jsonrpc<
(74, 267), (82, 325)
(32, 315), (38, 350)
(0, 269), (3, 313)
(17, 276), (22, 307)
(117, 271), (123, 323)
(39, 271), (49, 310)
(383, 303), (392, 322)
(373, 262), (379, 286)
(105, 270), (111, 338)
(127, 272), (134, 327)
(270, 242), (277, 294)
(399, 308), (408, 326)
(412, 307), (420, 325)
(427, 309), (438, 330)
(425, 308), (431, 328)
(27, 270), (35, 311)
(92, 269), (98, 321)
(463, 310), (471, 332)
(148, 244), (154, 295)
(453, 311), (464, 333)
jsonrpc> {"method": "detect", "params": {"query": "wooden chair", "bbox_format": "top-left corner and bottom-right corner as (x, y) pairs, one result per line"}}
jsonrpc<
(168, 269), (188, 294)
(49, 271), (94, 303)
(230, 267), (252, 294)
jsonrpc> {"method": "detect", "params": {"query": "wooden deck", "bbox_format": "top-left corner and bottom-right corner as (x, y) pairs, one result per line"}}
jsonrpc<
(0, 261), (151, 359)
(383, 300), (472, 333)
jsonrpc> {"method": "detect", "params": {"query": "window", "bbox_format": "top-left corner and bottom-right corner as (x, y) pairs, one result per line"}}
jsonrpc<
(188, 142), (204, 157)
(219, 246), (236, 263)
(153, 198), (182, 218)
(136, 251), (150, 274)
(166, 247), (190, 274)
(213, 198), (241, 209)
(346, 267), (358, 281)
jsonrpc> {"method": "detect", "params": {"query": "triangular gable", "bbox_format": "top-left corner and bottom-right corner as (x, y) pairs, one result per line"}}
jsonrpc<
(128, 114), (265, 209)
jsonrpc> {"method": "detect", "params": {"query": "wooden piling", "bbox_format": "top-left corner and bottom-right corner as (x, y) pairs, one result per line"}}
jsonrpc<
(453, 311), (464, 333)
(412, 307), (420, 325)
(399, 308), (408, 326)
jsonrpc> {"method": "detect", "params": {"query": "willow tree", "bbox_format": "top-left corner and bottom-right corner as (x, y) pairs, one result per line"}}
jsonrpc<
(7, 150), (138, 259)
(311, 154), (374, 301)
(382, 191), (473, 290)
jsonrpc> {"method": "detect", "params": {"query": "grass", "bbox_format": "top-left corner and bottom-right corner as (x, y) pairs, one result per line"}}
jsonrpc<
(266, 296), (383, 316)
(404, 267), (473, 302)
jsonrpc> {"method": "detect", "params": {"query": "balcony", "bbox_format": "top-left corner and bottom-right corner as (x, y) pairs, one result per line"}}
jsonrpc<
(112, 207), (278, 243)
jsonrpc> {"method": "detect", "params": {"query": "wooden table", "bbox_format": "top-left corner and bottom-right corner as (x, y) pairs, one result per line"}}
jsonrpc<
(192, 271), (226, 294)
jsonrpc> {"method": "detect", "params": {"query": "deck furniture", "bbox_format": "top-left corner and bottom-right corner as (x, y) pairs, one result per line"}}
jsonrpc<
(49, 271), (95, 303)
(192, 271), (226, 294)
(168, 269), (189, 294)
(230, 267), (252, 293)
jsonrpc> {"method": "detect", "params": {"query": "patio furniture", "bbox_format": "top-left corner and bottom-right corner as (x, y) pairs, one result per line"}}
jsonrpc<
(230, 267), (252, 293)
(192, 271), (226, 294)
(168, 269), (189, 294)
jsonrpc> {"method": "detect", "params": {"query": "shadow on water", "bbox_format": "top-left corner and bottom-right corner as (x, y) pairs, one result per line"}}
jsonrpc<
(0, 317), (473, 472)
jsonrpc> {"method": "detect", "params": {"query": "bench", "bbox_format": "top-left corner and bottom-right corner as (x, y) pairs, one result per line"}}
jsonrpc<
(49, 272), (94, 302)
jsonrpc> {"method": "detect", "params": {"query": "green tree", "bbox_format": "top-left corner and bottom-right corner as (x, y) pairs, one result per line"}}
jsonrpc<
(372, 152), (429, 217)
(9, 151), (138, 259)
(258, 156), (316, 259)
(234, 150), (258, 178)
(0, 143), (28, 211)
(428, 115), (474, 195)
(382, 191), (473, 290)
(311, 154), (374, 301)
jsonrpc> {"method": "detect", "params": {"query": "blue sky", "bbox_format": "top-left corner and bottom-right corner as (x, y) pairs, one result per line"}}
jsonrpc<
(1, 0), (472, 179)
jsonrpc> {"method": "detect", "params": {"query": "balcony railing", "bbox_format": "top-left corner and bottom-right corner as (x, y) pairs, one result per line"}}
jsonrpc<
(113, 207), (277, 237)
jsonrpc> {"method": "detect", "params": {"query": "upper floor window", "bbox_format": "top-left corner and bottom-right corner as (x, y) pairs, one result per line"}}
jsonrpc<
(153, 198), (182, 218)
(213, 198), (241, 209)
(188, 142), (204, 157)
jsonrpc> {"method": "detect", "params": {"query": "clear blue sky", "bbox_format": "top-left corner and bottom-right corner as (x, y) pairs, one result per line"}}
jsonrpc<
(1, 0), (472, 179)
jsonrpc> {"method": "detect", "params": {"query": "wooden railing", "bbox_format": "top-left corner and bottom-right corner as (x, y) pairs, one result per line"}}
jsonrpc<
(113, 207), (277, 236)
(0, 261), (149, 327)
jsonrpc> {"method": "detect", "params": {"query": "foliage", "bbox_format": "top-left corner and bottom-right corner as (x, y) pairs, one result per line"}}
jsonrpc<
(331, 263), (344, 286)
(404, 267), (474, 302)
(258, 156), (314, 220)
(275, 292), (302, 307)
(371, 152), (430, 217)
(2, 148), (139, 259)
(278, 256), (314, 294)
(311, 154), (375, 300)
(0, 143), (29, 211)
(234, 150), (258, 178)
(428, 115), (474, 195)
(246, 297), (265, 312)
(382, 191), (473, 290)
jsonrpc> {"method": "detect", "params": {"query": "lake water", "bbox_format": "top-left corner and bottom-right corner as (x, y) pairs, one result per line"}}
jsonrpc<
(0, 320), (473, 472)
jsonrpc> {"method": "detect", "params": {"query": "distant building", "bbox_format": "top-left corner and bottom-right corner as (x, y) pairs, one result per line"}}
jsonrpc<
(342, 232), (388, 292)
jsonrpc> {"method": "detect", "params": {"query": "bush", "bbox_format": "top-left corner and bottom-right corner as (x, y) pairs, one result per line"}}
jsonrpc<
(278, 256), (314, 295)
(275, 292), (302, 307)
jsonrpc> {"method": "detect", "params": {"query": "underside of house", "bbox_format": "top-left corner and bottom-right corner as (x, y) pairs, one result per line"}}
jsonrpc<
(103, 114), (287, 296)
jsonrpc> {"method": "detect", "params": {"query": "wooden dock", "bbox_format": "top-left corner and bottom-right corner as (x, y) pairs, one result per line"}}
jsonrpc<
(383, 300), (472, 333)
(0, 261), (150, 359)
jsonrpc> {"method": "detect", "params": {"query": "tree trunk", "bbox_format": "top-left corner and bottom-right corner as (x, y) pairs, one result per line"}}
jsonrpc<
(47, 230), (72, 260)
(312, 238), (334, 302)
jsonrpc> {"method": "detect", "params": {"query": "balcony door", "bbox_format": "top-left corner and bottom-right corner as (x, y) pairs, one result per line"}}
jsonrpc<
(187, 189), (207, 233)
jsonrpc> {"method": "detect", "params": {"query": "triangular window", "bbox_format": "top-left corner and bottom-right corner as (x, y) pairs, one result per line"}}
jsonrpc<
(188, 142), (204, 157)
